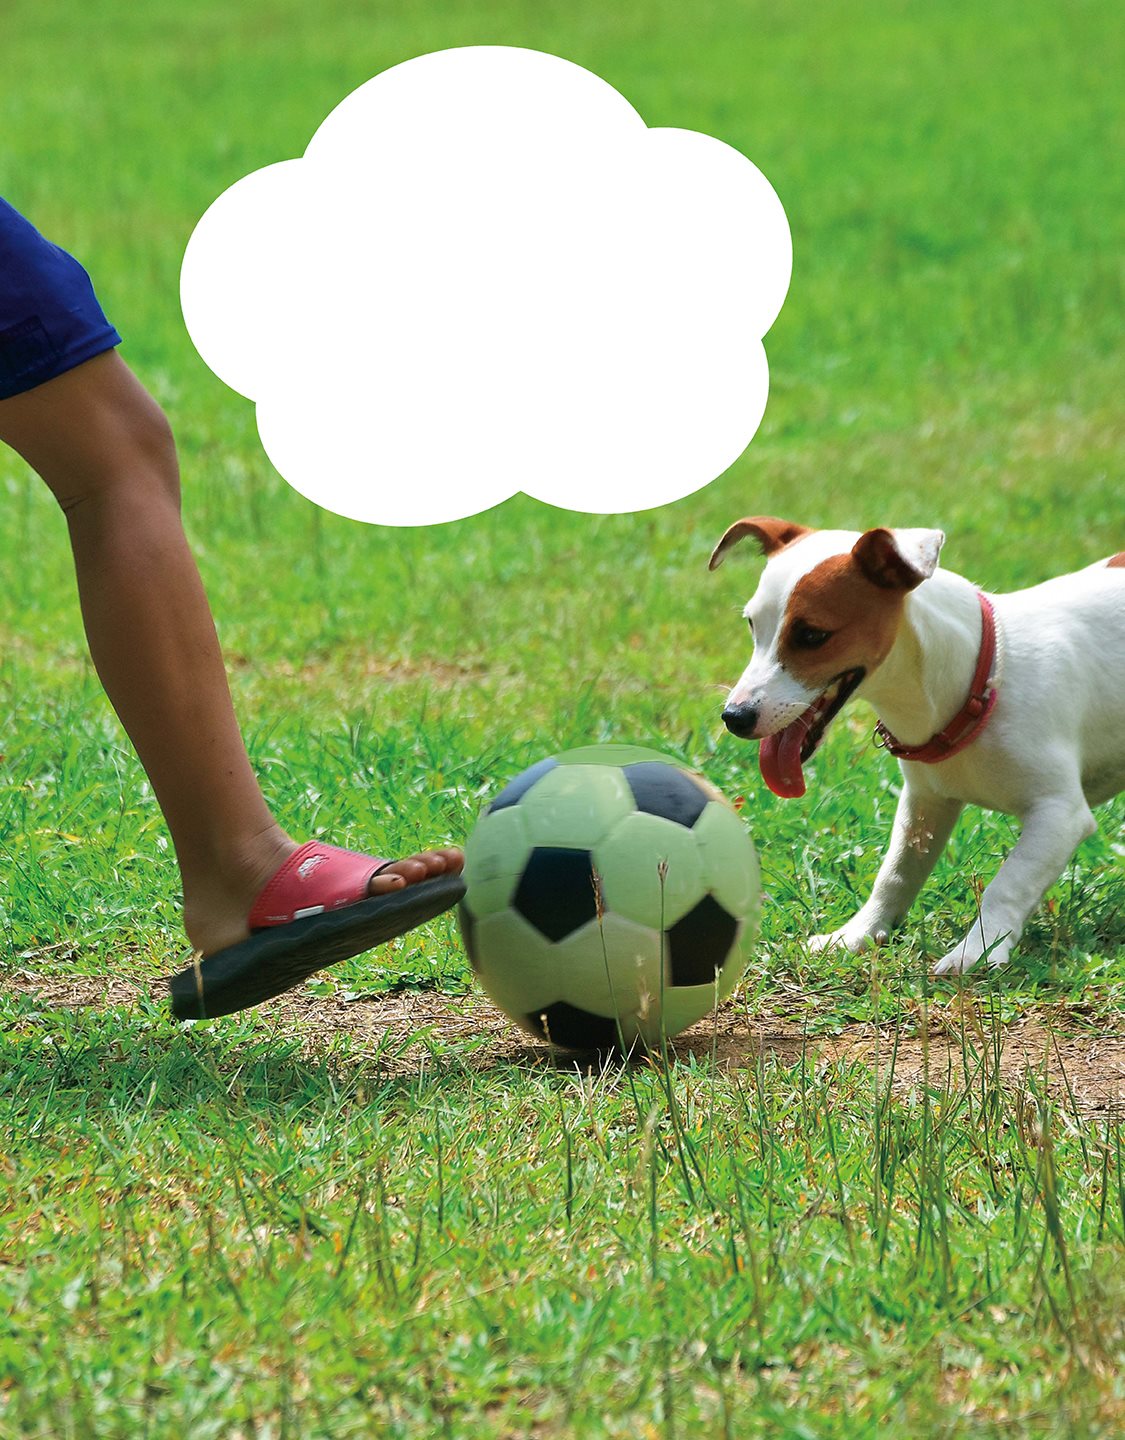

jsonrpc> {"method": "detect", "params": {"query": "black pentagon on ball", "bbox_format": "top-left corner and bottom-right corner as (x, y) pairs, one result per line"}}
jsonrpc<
(666, 893), (739, 986)
(457, 903), (480, 972)
(513, 847), (598, 942)
(487, 756), (559, 813)
(526, 1001), (620, 1051)
(622, 762), (709, 828)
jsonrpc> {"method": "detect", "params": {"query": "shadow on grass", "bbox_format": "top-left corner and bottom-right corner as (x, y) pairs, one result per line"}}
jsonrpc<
(4, 954), (1125, 1121)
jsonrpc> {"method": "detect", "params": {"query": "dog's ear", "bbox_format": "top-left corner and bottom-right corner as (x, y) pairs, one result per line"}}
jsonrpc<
(708, 517), (812, 570)
(852, 527), (945, 590)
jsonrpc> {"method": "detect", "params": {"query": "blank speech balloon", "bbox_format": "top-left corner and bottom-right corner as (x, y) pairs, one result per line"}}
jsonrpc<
(180, 46), (792, 527)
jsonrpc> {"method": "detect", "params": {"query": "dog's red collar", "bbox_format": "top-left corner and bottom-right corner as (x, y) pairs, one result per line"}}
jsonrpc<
(873, 591), (999, 764)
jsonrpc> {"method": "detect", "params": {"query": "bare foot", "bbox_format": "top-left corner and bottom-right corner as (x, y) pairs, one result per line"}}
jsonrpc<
(370, 848), (464, 894)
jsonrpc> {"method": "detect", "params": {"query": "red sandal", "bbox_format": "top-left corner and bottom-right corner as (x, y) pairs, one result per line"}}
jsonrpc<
(167, 841), (465, 1019)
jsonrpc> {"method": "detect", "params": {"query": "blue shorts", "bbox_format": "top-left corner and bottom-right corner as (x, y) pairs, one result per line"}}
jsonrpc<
(0, 197), (122, 401)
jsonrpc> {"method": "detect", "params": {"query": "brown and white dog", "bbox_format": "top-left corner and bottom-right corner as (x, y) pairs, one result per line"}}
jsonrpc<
(710, 518), (1125, 973)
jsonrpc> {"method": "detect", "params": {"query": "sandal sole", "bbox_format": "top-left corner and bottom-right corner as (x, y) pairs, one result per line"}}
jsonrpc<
(167, 871), (466, 1019)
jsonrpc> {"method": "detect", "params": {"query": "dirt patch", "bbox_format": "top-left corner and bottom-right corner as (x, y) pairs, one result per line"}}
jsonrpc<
(674, 1000), (1125, 1117)
(827, 1014), (1125, 1117)
(4, 968), (1125, 1116)
(4, 968), (146, 1012)
(1, 966), (532, 1069)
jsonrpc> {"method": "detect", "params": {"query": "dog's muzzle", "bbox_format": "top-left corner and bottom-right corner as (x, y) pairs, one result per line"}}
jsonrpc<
(721, 702), (759, 739)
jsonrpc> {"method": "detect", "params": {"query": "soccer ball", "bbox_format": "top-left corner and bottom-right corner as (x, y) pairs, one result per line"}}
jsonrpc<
(458, 744), (759, 1050)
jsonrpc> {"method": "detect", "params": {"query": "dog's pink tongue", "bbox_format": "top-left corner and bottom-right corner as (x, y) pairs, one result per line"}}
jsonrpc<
(759, 720), (808, 799)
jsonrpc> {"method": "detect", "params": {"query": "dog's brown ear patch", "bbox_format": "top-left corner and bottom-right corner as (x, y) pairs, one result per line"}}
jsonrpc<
(783, 554), (907, 685)
(709, 517), (812, 570)
(852, 528), (930, 591)
(1107, 552), (1125, 569)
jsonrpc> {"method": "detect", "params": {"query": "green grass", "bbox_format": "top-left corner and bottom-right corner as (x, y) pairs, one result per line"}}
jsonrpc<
(3, 991), (1125, 1436)
(1, 0), (1123, 1433)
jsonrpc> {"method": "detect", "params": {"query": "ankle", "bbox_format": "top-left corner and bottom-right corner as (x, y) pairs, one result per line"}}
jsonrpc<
(180, 823), (298, 954)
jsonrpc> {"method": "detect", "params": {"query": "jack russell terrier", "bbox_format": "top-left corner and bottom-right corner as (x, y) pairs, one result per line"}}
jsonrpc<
(710, 518), (1125, 974)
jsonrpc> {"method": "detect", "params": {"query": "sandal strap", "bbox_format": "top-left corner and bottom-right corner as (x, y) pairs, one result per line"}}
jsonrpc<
(248, 841), (391, 929)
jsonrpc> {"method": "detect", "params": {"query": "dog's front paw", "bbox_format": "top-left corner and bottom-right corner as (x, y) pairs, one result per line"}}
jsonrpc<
(933, 933), (1013, 977)
(933, 946), (978, 977)
(808, 921), (888, 956)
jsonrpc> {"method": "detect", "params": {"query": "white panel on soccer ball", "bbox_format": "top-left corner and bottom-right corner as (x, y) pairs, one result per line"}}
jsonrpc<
(691, 800), (760, 921)
(658, 981), (728, 1039)
(715, 919), (751, 1003)
(462, 806), (533, 917)
(553, 910), (664, 1022)
(471, 908), (562, 1017)
(593, 809), (705, 928)
(519, 764), (635, 848)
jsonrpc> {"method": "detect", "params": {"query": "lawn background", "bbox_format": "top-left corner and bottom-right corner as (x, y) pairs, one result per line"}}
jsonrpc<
(1, 0), (1123, 1434)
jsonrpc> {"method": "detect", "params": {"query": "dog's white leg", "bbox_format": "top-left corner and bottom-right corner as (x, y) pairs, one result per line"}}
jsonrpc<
(933, 793), (1097, 975)
(809, 786), (963, 954)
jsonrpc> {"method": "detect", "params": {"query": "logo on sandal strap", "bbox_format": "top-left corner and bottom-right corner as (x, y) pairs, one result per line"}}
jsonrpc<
(297, 854), (329, 880)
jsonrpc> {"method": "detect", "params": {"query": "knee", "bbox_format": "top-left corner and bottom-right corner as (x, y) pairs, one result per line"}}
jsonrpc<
(53, 390), (182, 517)
(126, 397), (181, 508)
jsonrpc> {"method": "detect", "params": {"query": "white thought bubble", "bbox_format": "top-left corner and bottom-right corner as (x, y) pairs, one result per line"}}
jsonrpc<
(180, 46), (792, 526)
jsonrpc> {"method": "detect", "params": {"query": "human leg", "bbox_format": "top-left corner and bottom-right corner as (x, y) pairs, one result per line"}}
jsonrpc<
(0, 352), (460, 959)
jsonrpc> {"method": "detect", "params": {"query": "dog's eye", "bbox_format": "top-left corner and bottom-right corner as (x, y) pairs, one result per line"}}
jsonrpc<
(792, 621), (832, 649)
(746, 617), (755, 637)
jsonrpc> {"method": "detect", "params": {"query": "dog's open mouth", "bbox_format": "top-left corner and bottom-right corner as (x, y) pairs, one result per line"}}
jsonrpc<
(759, 668), (866, 799)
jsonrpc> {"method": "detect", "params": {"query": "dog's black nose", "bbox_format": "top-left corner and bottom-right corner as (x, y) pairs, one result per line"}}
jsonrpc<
(722, 703), (759, 738)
